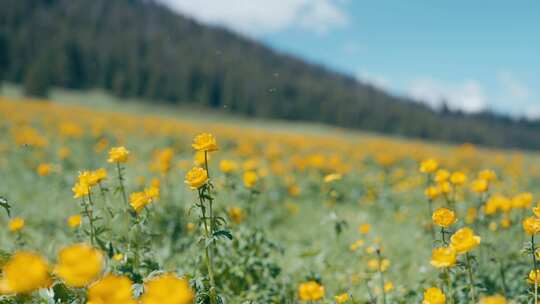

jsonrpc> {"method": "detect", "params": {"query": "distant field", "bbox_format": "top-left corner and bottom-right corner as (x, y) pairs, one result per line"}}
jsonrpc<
(1, 89), (540, 303)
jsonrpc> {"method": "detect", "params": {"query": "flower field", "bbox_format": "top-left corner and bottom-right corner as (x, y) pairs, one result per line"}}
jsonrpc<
(2, 95), (540, 303)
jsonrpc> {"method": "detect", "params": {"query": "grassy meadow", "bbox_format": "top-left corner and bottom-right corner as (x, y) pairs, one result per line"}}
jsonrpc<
(1, 88), (540, 303)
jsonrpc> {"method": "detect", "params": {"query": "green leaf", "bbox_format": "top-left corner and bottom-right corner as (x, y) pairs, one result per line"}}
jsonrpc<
(0, 196), (11, 217)
(213, 229), (233, 240)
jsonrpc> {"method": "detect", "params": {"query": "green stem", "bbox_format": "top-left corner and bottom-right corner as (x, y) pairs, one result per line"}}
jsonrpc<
(465, 253), (476, 303)
(82, 195), (96, 245)
(532, 235), (538, 303)
(116, 162), (128, 207)
(498, 259), (508, 297)
(428, 199), (434, 241)
(444, 268), (453, 304)
(376, 250), (386, 304)
(198, 188), (217, 304)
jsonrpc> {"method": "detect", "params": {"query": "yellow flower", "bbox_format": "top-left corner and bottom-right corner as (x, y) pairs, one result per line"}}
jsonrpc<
(500, 217), (511, 229)
(523, 216), (540, 235)
(67, 214), (82, 228)
(129, 191), (153, 213)
(422, 287), (446, 304)
(471, 179), (488, 193)
(479, 294), (506, 304)
(186, 222), (196, 233)
(438, 181), (452, 194)
(79, 170), (99, 187)
(425, 186), (440, 200)
(432, 208), (457, 228)
(430, 247), (456, 268)
(219, 159), (238, 173)
(529, 269), (540, 285)
(384, 281), (394, 292)
(243, 171), (258, 188)
(87, 274), (136, 304)
(8, 217), (25, 232)
(228, 206), (246, 224)
(298, 281), (325, 301)
(349, 239), (365, 252)
(54, 243), (104, 288)
(533, 204), (540, 218)
(288, 184), (301, 197)
(58, 146), (71, 159)
(334, 293), (349, 303)
(0, 252), (51, 294)
(72, 181), (89, 198)
(512, 192), (533, 209)
(192, 133), (218, 152)
(323, 173), (342, 183)
(450, 171), (467, 186)
(93, 168), (108, 183)
(37, 163), (52, 176)
(358, 223), (371, 234)
(145, 186), (160, 201)
(184, 167), (209, 189)
(450, 227), (481, 254)
(367, 258), (390, 272)
(478, 169), (497, 182)
(465, 207), (477, 224)
(113, 253), (124, 262)
(434, 169), (450, 183)
(107, 146), (130, 163)
(140, 273), (194, 304)
(420, 159), (438, 173)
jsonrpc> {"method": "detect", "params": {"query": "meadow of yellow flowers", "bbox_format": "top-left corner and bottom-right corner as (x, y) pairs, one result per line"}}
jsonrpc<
(2, 95), (540, 303)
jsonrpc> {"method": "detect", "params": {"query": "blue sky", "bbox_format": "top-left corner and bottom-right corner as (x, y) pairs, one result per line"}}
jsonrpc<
(161, 0), (539, 117)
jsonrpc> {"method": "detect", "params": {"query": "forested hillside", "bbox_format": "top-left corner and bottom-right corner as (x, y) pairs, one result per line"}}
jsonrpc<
(1, 0), (540, 149)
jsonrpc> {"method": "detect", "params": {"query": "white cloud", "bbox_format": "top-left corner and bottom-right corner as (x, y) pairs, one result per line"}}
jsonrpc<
(408, 77), (487, 113)
(158, 0), (348, 35)
(494, 71), (539, 119)
(497, 72), (529, 100)
(524, 105), (540, 120)
(356, 71), (391, 91)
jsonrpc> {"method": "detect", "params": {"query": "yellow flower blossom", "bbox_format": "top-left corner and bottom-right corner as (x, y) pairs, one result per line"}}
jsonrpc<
(192, 133), (218, 152)
(449, 171), (467, 186)
(298, 281), (325, 301)
(422, 287), (446, 304)
(479, 294), (507, 304)
(450, 227), (481, 254)
(358, 223), (371, 234)
(54, 243), (104, 287)
(434, 169), (450, 183)
(185, 167), (209, 189)
(523, 216), (540, 235)
(432, 208), (457, 228)
(107, 146), (130, 163)
(8, 217), (25, 232)
(140, 273), (194, 304)
(37, 163), (52, 176)
(334, 293), (349, 303)
(471, 178), (488, 193)
(87, 274), (136, 304)
(430, 247), (456, 268)
(420, 159), (438, 173)
(67, 214), (82, 228)
(219, 159), (238, 173)
(528, 269), (540, 285)
(228, 206), (246, 224)
(0, 252), (51, 294)
(243, 171), (258, 188)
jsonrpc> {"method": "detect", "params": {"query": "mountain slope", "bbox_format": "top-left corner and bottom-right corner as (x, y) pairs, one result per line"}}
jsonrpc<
(1, 0), (540, 149)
